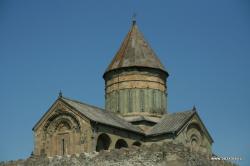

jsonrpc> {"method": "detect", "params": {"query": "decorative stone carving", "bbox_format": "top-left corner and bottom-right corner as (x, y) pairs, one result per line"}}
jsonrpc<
(186, 123), (203, 151)
(43, 111), (81, 133)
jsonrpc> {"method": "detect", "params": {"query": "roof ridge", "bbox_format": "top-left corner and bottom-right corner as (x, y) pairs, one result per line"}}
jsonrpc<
(61, 96), (105, 111)
(116, 24), (134, 68)
(105, 24), (134, 72)
(168, 109), (195, 115)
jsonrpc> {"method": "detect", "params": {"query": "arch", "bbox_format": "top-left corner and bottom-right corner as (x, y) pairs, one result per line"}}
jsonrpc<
(43, 111), (81, 133)
(40, 111), (82, 156)
(190, 134), (199, 147)
(55, 119), (72, 131)
(186, 123), (203, 149)
(96, 133), (111, 152)
(115, 139), (128, 149)
(132, 141), (141, 147)
(187, 123), (203, 133)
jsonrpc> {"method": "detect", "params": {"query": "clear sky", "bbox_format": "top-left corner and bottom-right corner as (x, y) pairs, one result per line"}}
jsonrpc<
(0, 0), (249, 165)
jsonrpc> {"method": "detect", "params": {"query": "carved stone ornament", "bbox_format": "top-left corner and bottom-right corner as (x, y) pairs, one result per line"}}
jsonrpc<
(43, 112), (81, 135)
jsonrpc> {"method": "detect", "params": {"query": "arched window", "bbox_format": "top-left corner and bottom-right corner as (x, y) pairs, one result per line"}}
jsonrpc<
(61, 138), (65, 155)
(96, 134), (111, 152)
(132, 141), (141, 147)
(115, 139), (128, 149)
(56, 121), (71, 131)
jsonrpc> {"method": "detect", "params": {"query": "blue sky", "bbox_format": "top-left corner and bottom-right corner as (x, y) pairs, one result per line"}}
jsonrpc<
(0, 0), (249, 165)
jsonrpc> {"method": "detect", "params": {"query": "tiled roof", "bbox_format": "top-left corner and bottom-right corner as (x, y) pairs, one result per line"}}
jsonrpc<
(61, 97), (196, 136)
(58, 97), (203, 138)
(61, 97), (143, 134)
(105, 21), (167, 74)
(146, 110), (195, 136)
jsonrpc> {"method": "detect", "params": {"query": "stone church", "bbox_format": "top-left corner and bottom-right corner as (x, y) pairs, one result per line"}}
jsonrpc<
(32, 20), (213, 157)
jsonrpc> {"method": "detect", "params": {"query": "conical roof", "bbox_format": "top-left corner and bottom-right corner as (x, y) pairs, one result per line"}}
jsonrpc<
(105, 21), (167, 74)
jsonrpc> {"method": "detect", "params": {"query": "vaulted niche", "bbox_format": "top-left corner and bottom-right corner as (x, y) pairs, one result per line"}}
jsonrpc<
(96, 134), (111, 152)
(132, 141), (141, 147)
(115, 139), (128, 149)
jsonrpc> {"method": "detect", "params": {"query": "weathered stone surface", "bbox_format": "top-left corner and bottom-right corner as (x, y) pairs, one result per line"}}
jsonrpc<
(0, 142), (237, 166)
(32, 20), (213, 158)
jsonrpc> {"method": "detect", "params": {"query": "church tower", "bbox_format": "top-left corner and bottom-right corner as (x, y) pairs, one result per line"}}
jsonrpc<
(103, 20), (169, 117)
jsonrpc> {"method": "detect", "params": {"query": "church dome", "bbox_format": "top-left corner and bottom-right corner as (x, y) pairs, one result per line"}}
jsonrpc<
(104, 21), (169, 117)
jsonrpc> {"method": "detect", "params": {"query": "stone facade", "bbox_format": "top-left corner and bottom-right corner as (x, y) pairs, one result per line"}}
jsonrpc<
(104, 68), (167, 115)
(33, 100), (92, 156)
(32, 20), (215, 161)
(33, 99), (143, 157)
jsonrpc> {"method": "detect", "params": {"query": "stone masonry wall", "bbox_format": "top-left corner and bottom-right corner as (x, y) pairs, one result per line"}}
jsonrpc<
(0, 142), (237, 166)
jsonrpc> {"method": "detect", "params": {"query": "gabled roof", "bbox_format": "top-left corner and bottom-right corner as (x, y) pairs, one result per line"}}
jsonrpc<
(146, 110), (196, 136)
(104, 21), (167, 74)
(60, 97), (143, 134)
(146, 109), (214, 143)
(33, 96), (213, 142)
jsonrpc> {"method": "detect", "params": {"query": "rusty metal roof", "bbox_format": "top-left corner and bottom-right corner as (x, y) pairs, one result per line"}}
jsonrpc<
(105, 21), (167, 74)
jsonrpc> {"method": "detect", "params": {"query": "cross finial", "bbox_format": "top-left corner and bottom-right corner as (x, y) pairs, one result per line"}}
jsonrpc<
(132, 13), (136, 25)
(192, 105), (196, 111)
(59, 90), (62, 98)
